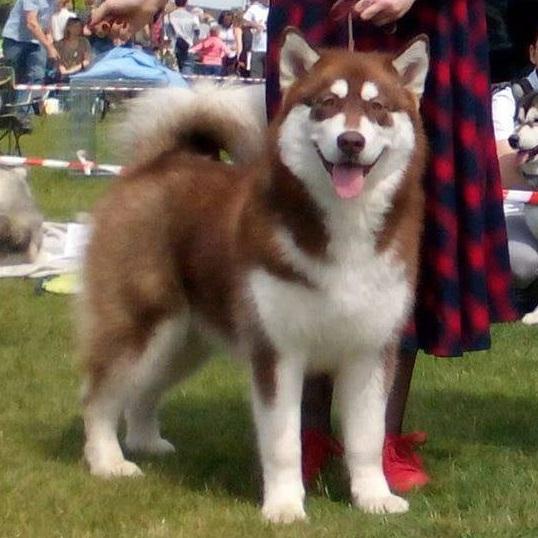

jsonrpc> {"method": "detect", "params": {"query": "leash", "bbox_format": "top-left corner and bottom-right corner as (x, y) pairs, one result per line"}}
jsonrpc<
(347, 12), (355, 51)
(331, 0), (398, 52)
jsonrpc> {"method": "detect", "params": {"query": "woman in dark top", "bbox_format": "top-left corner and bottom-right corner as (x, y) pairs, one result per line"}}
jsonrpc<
(266, 0), (517, 491)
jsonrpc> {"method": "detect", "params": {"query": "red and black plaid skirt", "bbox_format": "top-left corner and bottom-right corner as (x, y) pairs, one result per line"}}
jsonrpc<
(266, 0), (517, 357)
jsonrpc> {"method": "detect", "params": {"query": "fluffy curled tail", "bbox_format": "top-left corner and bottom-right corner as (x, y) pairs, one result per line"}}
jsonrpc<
(117, 83), (267, 169)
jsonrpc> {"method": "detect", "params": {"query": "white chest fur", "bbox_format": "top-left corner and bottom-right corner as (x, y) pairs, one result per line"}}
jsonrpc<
(248, 223), (412, 370)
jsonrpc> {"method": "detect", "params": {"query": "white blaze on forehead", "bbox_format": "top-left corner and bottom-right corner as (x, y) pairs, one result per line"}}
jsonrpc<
(330, 79), (348, 99)
(360, 82), (379, 102)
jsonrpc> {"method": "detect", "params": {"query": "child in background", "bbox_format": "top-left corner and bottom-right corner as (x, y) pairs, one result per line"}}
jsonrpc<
(189, 25), (230, 76)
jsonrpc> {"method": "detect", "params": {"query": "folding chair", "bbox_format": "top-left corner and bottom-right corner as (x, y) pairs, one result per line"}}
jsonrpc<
(0, 65), (46, 155)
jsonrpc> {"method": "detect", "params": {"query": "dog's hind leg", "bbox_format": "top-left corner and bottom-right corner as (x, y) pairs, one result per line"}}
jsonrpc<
(83, 355), (144, 478)
(124, 315), (210, 455)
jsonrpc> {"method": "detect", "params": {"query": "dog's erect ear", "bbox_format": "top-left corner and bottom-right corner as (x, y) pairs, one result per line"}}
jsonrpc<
(392, 35), (429, 100)
(280, 28), (320, 91)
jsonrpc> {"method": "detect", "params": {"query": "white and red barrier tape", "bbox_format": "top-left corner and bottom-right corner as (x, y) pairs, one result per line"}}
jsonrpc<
(503, 189), (538, 205)
(0, 152), (122, 175)
(13, 74), (265, 92)
(2, 159), (538, 202)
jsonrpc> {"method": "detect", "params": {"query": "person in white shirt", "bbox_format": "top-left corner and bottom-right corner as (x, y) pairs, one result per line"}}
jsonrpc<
(242, 0), (268, 78)
(217, 10), (241, 76)
(50, 0), (75, 42)
(493, 23), (538, 309)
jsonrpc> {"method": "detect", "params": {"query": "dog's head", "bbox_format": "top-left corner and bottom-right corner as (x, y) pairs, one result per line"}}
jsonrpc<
(509, 87), (538, 185)
(275, 30), (429, 204)
(0, 167), (43, 263)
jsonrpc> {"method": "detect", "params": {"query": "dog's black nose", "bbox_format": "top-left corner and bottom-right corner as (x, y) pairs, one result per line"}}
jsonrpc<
(509, 134), (520, 150)
(337, 131), (365, 156)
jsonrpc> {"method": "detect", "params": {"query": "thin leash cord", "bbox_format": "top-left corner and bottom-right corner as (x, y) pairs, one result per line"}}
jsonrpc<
(347, 12), (354, 51)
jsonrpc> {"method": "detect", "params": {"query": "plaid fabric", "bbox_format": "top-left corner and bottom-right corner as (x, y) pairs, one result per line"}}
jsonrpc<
(267, 0), (518, 357)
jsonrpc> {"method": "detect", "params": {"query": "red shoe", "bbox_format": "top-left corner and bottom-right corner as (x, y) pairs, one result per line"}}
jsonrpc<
(301, 428), (344, 484)
(383, 432), (430, 493)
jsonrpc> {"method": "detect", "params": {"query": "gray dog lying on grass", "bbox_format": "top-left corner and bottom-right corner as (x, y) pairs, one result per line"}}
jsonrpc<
(0, 167), (43, 265)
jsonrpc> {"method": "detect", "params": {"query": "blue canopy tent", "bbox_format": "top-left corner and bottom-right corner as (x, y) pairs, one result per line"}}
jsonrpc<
(72, 47), (188, 87)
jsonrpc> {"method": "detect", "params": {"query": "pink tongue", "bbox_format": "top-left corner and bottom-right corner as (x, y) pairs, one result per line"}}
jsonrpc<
(331, 165), (366, 199)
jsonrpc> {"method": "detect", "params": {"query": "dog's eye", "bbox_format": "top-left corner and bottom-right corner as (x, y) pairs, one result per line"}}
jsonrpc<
(320, 96), (338, 107)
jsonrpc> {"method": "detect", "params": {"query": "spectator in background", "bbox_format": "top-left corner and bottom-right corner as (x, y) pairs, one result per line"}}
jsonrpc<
(242, 0), (267, 78)
(168, 0), (199, 73)
(133, 24), (153, 53)
(237, 12), (252, 77)
(191, 7), (211, 40)
(88, 20), (115, 56)
(493, 18), (538, 313)
(2, 0), (58, 127)
(218, 10), (240, 76)
(55, 17), (91, 80)
(51, 0), (75, 42)
(189, 23), (229, 76)
(2, 0), (59, 84)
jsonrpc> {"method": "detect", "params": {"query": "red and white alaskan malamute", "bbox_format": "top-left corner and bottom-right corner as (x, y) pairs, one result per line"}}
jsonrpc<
(80, 30), (428, 523)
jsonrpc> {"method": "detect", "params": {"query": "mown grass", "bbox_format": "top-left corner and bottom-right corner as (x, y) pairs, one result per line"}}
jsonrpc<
(2, 114), (538, 537)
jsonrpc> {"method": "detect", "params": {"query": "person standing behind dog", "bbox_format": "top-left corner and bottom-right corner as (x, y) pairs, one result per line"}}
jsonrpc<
(265, 0), (518, 491)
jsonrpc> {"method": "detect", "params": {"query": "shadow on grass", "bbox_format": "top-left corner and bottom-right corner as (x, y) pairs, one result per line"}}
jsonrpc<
(35, 392), (260, 501)
(33, 387), (538, 503)
(411, 388), (538, 455)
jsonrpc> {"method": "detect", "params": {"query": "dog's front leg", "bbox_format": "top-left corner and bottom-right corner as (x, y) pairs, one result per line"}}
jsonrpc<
(251, 354), (306, 524)
(335, 355), (409, 514)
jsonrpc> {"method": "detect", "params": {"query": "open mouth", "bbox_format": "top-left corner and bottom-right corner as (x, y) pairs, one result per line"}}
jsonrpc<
(517, 144), (538, 165)
(315, 146), (381, 199)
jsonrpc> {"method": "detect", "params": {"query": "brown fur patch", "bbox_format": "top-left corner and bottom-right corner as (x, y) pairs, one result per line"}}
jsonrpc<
(251, 333), (277, 404)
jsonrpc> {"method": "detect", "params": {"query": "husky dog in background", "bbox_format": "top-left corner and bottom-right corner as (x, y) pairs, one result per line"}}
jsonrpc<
(0, 167), (43, 265)
(80, 30), (429, 523)
(508, 85), (538, 324)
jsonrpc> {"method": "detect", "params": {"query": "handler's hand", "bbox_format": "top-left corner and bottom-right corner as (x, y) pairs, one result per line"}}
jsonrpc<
(353, 0), (416, 26)
(90, 0), (165, 37)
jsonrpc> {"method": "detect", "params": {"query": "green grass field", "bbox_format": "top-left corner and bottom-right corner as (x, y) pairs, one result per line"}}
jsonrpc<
(3, 113), (538, 537)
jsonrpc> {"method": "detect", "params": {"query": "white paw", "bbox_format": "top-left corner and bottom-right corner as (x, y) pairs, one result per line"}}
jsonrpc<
(355, 494), (409, 515)
(522, 310), (538, 325)
(90, 459), (144, 478)
(126, 436), (176, 455)
(262, 500), (307, 524)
